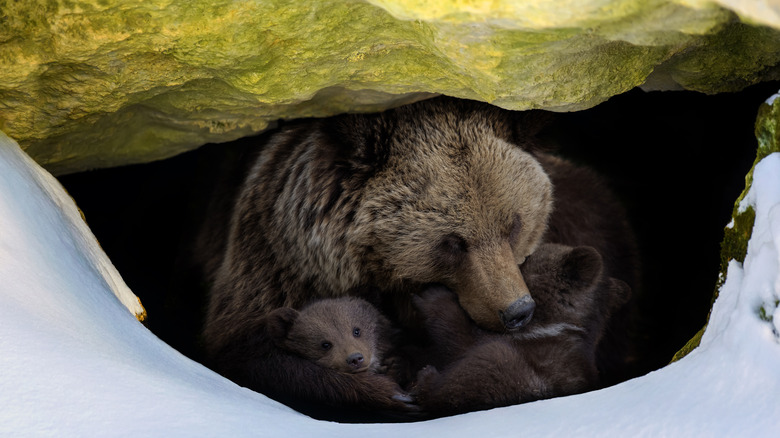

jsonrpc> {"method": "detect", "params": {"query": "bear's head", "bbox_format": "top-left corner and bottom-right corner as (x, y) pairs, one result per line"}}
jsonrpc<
(347, 99), (553, 332)
(266, 297), (389, 374)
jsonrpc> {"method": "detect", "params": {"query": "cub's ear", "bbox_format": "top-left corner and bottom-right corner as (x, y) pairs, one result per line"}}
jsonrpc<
(605, 278), (632, 313)
(265, 307), (299, 344)
(560, 246), (603, 291)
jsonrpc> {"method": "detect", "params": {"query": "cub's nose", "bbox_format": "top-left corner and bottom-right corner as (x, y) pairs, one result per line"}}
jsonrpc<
(500, 295), (536, 331)
(346, 352), (365, 369)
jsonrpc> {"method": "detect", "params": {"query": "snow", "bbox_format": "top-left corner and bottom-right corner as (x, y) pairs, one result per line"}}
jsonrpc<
(2, 130), (780, 437)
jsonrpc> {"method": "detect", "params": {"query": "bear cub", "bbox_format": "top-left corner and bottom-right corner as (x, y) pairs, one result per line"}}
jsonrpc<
(266, 297), (396, 375)
(412, 243), (631, 417)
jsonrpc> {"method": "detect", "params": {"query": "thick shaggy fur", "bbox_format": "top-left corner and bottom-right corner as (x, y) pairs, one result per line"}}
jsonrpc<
(267, 297), (393, 374)
(196, 97), (637, 418)
(204, 98), (554, 339)
(412, 244), (631, 417)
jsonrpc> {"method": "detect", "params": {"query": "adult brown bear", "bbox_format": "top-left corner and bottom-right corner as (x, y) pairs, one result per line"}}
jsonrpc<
(194, 97), (637, 420)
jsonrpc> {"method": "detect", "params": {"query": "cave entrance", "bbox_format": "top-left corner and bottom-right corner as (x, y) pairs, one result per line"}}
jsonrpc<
(57, 81), (778, 389)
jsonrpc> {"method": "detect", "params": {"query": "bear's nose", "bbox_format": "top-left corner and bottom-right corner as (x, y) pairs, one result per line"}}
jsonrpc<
(500, 295), (535, 331)
(346, 352), (364, 369)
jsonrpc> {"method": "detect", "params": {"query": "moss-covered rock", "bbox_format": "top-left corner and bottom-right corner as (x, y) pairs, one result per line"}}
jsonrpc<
(672, 91), (780, 361)
(1, 0), (780, 174)
(722, 93), (780, 284)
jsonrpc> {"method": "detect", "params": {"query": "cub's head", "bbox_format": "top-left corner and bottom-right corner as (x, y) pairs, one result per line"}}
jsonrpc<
(519, 243), (631, 340)
(349, 98), (553, 332)
(266, 297), (389, 373)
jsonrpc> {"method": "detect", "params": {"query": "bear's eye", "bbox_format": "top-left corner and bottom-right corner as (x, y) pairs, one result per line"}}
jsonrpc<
(436, 233), (468, 268)
(321, 341), (332, 350)
(353, 327), (361, 338)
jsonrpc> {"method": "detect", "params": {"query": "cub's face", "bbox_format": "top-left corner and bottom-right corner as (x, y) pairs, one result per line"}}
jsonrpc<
(517, 243), (630, 343)
(519, 244), (604, 329)
(358, 131), (553, 332)
(267, 298), (384, 373)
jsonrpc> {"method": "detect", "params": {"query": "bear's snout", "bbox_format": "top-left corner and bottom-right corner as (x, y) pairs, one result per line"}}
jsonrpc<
(346, 352), (365, 370)
(455, 241), (535, 331)
(500, 295), (536, 330)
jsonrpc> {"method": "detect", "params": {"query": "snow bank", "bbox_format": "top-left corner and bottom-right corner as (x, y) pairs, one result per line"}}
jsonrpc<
(1, 130), (779, 436)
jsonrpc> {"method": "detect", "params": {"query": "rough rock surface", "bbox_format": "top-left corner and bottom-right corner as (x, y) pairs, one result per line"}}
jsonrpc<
(1, 0), (780, 174)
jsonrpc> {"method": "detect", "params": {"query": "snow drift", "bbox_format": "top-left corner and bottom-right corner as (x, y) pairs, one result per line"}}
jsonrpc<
(1, 126), (779, 436)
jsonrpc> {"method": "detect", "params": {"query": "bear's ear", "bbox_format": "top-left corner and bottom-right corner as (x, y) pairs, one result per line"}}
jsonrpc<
(605, 278), (632, 313)
(509, 110), (556, 154)
(265, 307), (300, 343)
(559, 246), (603, 291)
(319, 113), (391, 172)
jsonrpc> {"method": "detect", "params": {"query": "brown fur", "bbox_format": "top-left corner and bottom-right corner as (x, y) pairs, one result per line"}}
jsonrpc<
(196, 97), (637, 418)
(412, 244), (631, 417)
(266, 297), (393, 374)
(203, 98), (553, 345)
(213, 299), (415, 422)
(539, 154), (640, 382)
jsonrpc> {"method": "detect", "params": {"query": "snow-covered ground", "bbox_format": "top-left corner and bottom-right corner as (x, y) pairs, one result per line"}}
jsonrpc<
(1, 127), (779, 437)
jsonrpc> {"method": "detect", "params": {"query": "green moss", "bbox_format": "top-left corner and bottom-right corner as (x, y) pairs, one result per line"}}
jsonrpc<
(671, 326), (705, 363)
(661, 20), (780, 93)
(758, 300), (778, 322)
(2, 1), (780, 173)
(718, 206), (755, 288)
(755, 93), (780, 159)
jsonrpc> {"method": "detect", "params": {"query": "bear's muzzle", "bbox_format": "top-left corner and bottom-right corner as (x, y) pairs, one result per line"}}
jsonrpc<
(455, 241), (535, 332)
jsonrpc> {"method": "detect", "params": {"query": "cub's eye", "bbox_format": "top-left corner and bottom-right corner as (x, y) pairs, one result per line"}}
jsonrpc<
(353, 328), (361, 338)
(321, 342), (332, 350)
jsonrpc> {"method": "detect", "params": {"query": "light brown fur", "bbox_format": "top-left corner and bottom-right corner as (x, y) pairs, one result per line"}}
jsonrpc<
(354, 112), (552, 330)
(203, 97), (553, 352)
